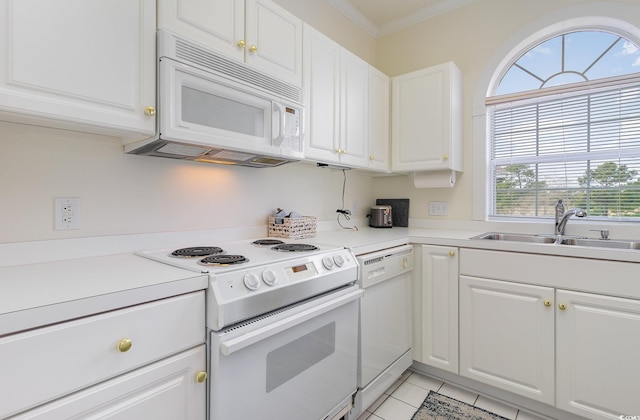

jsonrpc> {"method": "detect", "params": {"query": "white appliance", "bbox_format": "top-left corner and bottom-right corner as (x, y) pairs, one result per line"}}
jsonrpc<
(350, 244), (413, 419)
(136, 238), (361, 420)
(126, 31), (304, 168)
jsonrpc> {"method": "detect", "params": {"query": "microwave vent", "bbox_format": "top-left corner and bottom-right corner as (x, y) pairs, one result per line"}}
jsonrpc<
(175, 38), (302, 104)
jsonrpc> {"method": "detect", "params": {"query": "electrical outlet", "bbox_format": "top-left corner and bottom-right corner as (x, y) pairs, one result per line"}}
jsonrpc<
(428, 201), (448, 216)
(54, 197), (80, 230)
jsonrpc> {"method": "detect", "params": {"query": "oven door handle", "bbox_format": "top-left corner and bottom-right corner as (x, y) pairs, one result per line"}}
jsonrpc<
(220, 288), (362, 356)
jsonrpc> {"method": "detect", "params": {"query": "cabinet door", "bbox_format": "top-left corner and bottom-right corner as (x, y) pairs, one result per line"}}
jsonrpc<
(245, 0), (302, 86)
(339, 48), (368, 168)
(418, 245), (458, 373)
(556, 290), (640, 419)
(459, 276), (555, 404)
(0, 0), (156, 140)
(368, 66), (390, 172)
(303, 24), (340, 163)
(391, 62), (462, 172)
(13, 346), (207, 420)
(157, 0), (244, 61)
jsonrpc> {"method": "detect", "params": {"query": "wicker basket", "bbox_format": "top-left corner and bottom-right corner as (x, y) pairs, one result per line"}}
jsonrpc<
(268, 216), (317, 239)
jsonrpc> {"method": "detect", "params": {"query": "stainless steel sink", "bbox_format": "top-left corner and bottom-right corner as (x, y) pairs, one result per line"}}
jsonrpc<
(471, 232), (557, 244)
(559, 238), (640, 250)
(473, 231), (640, 251)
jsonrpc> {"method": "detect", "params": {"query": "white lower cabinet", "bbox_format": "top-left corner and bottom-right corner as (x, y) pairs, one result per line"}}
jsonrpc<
(459, 276), (555, 405)
(416, 245), (458, 373)
(12, 345), (207, 420)
(459, 248), (640, 419)
(1, 291), (206, 419)
(556, 290), (640, 419)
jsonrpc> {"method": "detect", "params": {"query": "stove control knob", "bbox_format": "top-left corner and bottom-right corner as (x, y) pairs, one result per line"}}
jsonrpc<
(333, 254), (345, 267)
(243, 273), (261, 290)
(322, 257), (334, 270)
(262, 269), (278, 286)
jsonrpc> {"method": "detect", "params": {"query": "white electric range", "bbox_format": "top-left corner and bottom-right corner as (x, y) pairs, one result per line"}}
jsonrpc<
(136, 237), (362, 420)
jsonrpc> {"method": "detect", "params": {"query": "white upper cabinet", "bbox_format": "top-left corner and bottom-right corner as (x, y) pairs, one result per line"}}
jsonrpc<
(367, 66), (390, 172)
(303, 24), (389, 172)
(158, 0), (302, 86)
(0, 0), (156, 140)
(338, 48), (369, 168)
(391, 62), (462, 172)
(303, 25), (340, 164)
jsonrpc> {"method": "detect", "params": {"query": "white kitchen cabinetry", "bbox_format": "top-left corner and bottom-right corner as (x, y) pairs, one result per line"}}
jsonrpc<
(416, 245), (458, 373)
(459, 276), (555, 405)
(12, 345), (206, 420)
(391, 62), (462, 172)
(459, 248), (640, 419)
(0, 0), (156, 141)
(367, 67), (390, 171)
(158, 0), (302, 86)
(1, 291), (206, 419)
(304, 24), (387, 171)
(556, 290), (640, 419)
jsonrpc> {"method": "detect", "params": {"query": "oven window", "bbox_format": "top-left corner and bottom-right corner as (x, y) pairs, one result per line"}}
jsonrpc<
(181, 86), (265, 137)
(265, 322), (336, 393)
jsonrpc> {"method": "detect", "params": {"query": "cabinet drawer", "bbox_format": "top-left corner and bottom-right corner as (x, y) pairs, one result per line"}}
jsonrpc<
(12, 345), (207, 420)
(0, 291), (205, 419)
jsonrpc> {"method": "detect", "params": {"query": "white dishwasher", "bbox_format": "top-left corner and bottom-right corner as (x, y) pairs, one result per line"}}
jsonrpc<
(350, 244), (414, 419)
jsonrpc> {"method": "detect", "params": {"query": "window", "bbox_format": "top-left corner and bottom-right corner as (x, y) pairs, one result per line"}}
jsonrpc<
(486, 30), (640, 221)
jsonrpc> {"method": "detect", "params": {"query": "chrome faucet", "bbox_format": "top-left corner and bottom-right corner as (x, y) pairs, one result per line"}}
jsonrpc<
(555, 208), (587, 236)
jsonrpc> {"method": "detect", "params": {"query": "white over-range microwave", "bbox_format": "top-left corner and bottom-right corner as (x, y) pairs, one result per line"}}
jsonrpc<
(125, 30), (304, 168)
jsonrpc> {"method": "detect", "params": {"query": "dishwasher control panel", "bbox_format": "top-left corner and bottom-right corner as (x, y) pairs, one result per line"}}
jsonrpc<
(356, 244), (413, 288)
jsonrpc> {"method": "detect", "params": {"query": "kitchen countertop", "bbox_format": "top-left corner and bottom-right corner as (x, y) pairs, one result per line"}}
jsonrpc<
(3, 224), (640, 336)
(0, 253), (207, 336)
(317, 226), (640, 263)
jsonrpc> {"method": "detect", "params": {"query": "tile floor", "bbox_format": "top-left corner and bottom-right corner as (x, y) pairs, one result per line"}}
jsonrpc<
(356, 370), (548, 420)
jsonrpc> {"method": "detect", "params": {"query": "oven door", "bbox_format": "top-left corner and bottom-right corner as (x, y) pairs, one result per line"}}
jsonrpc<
(209, 285), (362, 420)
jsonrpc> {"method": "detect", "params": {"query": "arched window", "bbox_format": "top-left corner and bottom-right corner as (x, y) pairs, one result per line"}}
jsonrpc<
(486, 30), (640, 221)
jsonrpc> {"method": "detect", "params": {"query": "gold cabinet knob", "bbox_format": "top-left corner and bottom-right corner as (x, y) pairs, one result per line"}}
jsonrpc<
(342, 149), (347, 154)
(117, 338), (132, 353)
(544, 300), (551, 307)
(249, 45), (258, 53)
(442, 154), (449, 161)
(369, 155), (375, 160)
(448, 250), (455, 257)
(196, 371), (208, 383)
(144, 106), (156, 116)
(401, 258), (408, 269)
(237, 40), (246, 48)
(558, 303), (567, 310)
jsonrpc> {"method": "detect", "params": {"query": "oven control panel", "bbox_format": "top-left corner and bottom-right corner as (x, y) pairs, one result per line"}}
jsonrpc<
(208, 249), (358, 330)
(284, 262), (318, 281)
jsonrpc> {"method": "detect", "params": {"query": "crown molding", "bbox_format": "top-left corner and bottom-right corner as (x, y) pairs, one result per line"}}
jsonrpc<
(327, 0), (476, 38)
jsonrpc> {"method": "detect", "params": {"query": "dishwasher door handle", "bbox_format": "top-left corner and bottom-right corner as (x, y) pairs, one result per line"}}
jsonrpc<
(219, 288), (363, 356)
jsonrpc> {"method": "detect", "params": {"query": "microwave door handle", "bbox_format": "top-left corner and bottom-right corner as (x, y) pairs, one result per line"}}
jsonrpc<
(219, 288), (363, 356)
(272, 101), (286, 147)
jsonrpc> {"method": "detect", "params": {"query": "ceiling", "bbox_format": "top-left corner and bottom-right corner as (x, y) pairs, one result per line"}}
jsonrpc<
(326, 0), (476, 38)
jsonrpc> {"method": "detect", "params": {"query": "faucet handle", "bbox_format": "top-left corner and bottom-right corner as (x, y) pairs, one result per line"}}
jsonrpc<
(590, 229), (609, 240)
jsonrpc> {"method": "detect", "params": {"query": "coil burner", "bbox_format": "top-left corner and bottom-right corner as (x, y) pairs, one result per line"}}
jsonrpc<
(171, 247), (224, 258)
(199, 254), (248, 266)
(272, 243), (319, 252)
(252, 239), (285, 247)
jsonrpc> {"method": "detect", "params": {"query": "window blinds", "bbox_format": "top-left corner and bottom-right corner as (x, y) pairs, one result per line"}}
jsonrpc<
(487, 78), (640, 220)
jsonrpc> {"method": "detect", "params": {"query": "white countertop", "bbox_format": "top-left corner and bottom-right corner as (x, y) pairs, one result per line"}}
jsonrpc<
(0, 253), (207, 336)
(317, 226), (640, 263)
(3, 224), (640, 336)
